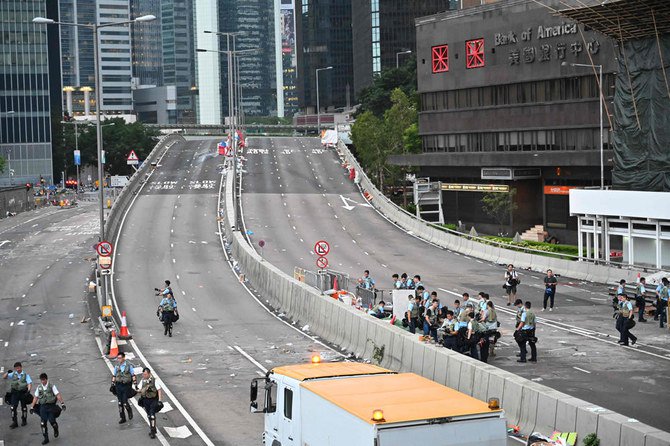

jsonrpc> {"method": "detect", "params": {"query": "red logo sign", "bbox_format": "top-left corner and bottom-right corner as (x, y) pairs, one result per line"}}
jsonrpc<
(314, 240), (330, 257)
(316, 257), (329, 269)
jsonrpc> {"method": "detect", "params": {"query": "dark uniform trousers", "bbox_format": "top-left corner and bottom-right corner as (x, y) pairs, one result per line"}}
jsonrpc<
(517, 329), (537, 361)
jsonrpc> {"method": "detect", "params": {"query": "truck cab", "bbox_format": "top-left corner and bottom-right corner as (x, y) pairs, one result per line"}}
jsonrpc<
(250, 358), (507, 446)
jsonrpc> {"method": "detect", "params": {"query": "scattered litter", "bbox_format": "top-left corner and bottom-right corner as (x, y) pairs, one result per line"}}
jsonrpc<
(164, 426), (192, 439)
(181, 357), (193, 363)
(572, 352), (586, 357)
(301, 325), (310, 332)
(230, 373), (236, 377)
(531, 377), (543, 382)
(68, 314), (74, 319)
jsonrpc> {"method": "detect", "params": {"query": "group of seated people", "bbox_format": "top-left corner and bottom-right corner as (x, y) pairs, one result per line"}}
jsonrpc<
(404, 290), (501, 363)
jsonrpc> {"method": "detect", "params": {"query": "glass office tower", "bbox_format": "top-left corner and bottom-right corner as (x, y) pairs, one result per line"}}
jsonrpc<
(0, 0), (54, 186)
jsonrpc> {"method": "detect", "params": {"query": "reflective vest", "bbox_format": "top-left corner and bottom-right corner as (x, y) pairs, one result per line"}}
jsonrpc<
(621, 302), (632, 318)
(162, 299), (175, 312)
(37, 383), (56, 405)
(486, 308), (497, 323)
(471, 320), (486, 334)
(409, 303), (419, 319)
(141, 377), (158, 399)
(115, 363), (134, 384)
(10, 372), (28, 392)
(525, 310), (536, 328)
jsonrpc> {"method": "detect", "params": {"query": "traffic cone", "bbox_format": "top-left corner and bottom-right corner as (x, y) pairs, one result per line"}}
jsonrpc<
(332, 276), (339, 291)
(119, 311), (130, 339)
(636, 272), (641, 283)
(108, 330), (119, 358)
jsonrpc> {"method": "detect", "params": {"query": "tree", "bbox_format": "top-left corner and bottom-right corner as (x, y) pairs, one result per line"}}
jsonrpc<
(0, 155), (5, 174)
(481, 188), (518, 235)
(350, 111), (388, 190)
(357, 58), (417, 118)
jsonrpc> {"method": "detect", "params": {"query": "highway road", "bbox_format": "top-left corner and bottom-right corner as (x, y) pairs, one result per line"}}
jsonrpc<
(0, 202), (165, 444)
(241, 136), (670, 433)
(111, 138), (343, 445)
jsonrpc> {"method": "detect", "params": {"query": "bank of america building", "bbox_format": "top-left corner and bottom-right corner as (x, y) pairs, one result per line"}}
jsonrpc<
(0, 0), (54, 186)
(391, 0), (616, 243)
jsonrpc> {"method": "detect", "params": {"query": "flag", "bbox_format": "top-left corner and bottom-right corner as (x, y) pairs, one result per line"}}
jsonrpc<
(236, 130), (245, 148)
(217, 140), (228, 156)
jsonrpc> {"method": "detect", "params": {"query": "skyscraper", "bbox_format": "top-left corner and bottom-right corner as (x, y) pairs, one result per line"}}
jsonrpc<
(194, 0), (221, 124)
(295, 0), (353, 113)
(0, 0), (57, 186)
(351, 0), (454, 95)
(58, 0), (134, 117)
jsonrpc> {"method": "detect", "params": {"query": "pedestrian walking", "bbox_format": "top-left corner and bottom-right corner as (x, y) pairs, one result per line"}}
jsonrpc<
(3, 361), (32, 429)
(137, 368), (163, 439)
(658, 278), (669, 329)
(504, 264), (519, 306)
(543, 269), (558, 311)
(635, 277), (648, 322)
(111, 352), (137, 424)
(31, 372), (65, 445)
(617, 294), (637, 346)
(515, 301), (537, 363)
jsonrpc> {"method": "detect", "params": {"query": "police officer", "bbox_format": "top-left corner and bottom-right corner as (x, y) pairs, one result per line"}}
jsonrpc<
(157, 292), (178, 337)
(406, 295), (420, 334)
(31, 372), (65, 445)
(465, 311), (481, 360)
(112, 352), (137, 424)
(618, 294), (637, 346)
(137, 368), (163, 439)
(658, 278), (669, 329)
(635, 277), (648, 323)
(3, 361), (32, 428)
(438, 310), (458, 350)
(515, 301), (537, 363)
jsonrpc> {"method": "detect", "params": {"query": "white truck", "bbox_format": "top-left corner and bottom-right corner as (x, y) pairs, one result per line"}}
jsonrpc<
(250, 359), (507, 446)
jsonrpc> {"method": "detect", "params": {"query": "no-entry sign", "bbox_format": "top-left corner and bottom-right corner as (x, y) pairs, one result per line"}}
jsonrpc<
(314, 240), (330, 257)
(96, 241), (113, 257)
(316, 256), (329, 269)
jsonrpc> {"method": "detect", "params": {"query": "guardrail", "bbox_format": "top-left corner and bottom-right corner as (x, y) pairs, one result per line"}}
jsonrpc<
(222, 157), (670, 445)
(336, 141), (665, 283)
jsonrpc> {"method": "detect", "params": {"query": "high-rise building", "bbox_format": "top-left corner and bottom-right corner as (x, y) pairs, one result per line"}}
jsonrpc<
(58, 0), (134, 117)
(295, 0), (353, 113)
(219, 0), (278, 117)
(351, 0), (454, 95)
(131, 0), (197, 123)
(279, 0), (298, 116)
(194, 0), (221, 124)
(0, 0), (58, 186)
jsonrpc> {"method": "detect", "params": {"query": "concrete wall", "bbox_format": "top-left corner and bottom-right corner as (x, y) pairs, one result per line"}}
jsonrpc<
(222, 157), (670, 445)
(0, 186), (34, 218)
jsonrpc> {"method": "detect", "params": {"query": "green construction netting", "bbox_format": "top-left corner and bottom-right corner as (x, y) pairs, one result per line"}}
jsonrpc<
(612, 34), (670, 191)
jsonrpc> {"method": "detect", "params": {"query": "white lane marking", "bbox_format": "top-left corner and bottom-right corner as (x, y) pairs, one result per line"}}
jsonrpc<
(172, 259), (176, 264)
(573, 367), (591, 374)
(192, 307), (196, 312)
(4, 342), (8, 347)
(10, 322), (14, 327)
(110, 142), (217, 446)
(181, 290), (186, 296)
(17, 320), (24, 326)
(176, 274), (180, 280)
(207, 325), (213, 330)
(233, 345), (268, 374)
(352, 240), (356, 244)
(95, 337), (171, 446)
(0, 241), (9, 248)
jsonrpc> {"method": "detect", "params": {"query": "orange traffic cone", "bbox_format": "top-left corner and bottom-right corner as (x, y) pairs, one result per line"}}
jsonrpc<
(108, 330), (119, 358)
(333, 276), (339, 292)
(119, 311), (130, 339)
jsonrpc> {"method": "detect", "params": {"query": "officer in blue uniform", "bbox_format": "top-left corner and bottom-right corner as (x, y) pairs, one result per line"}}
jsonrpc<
(112, 352), (137, 424)
(3, 361), (33, 428)
(31, 372), (65, 445)
(658, 278), (669, 329)
(515, 301), (537, 363)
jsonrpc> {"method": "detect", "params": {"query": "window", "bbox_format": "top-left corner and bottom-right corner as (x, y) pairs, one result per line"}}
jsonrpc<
(465, 38), (485, 69)
(283, 388), (293, 420)
(431, 44), (449, 73)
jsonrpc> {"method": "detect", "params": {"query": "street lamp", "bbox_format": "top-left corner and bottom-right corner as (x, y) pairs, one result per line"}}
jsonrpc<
(563, 61), (604, 190)
(396, 50), (412, 68)
(33, 14), (156, 243)
(316, 66), (333, 134)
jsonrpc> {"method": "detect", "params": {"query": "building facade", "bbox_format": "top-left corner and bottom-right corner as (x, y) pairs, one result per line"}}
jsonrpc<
(390, 0), (617, 243)
(194, 0), (221, 124)
(295, 0), (353, 114)
(0, 0), (56, 186)
(351, 0), (455, 96)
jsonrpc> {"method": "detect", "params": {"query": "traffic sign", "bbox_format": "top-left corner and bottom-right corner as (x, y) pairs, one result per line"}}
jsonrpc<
(96, 241), (113, 257)
(74, 150), (81, 166)
(314, 240), (330, 257)
(259, 240), (266, 248)
(127, 150), (139, 165)
(101, 305), (113, 318)
(316, 256), (329, 269)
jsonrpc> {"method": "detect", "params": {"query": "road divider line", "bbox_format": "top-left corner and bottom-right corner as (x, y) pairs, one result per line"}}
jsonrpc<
(573, 367), (591, 374)
(233, 345), (268, 374)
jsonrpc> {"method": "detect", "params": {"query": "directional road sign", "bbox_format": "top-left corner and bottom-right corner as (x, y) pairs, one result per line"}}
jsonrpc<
(314, 240), (330, 257)
(96, 241), (113, 257)
(316, 256), (329, 269)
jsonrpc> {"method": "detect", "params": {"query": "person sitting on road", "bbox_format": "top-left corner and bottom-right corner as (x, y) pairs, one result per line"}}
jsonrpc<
(368, 301), (387, 319)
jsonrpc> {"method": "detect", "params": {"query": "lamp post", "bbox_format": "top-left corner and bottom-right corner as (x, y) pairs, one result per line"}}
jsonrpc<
(564, 61), (604, 190)
(315, 66), (333, 134)
(61, 120), (116, 192)
(33, 14), (156, 243)
(396, 50), (412, 68)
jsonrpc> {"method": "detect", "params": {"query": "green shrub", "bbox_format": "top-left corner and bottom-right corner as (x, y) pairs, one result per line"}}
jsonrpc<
(583, 433), (600, 446)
